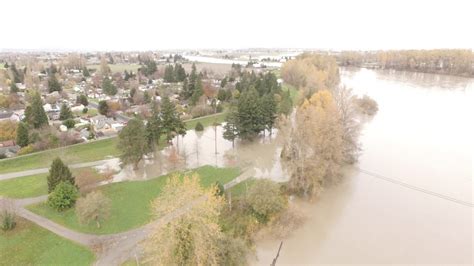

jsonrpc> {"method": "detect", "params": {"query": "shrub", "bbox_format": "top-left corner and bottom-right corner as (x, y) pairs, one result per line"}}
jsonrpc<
(17, 144), (35, 155)
(214, 181), (225, 197)
(245, 179), (287, 224)
(191, 104), (213, 118)
(0, 153), (6, 159)
(0, 199), (16, 231)
(216, 104), (224, 113)
(63, 119), (76, 129)
(195, 122), (204, 131)
(82, 107), (88, 114)
(354, 95), (378, 115)
(47, 181), (79, 211)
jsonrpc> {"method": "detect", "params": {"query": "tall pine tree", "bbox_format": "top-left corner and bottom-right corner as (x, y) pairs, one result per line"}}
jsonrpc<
(25, 92), (48, 128)
(16, 122), (29, 147)
(160, 96), (186, 141)
(47, 158), (75, 193)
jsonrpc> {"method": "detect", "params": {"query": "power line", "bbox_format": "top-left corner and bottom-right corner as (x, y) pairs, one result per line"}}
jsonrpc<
(355, 167), (473, 208)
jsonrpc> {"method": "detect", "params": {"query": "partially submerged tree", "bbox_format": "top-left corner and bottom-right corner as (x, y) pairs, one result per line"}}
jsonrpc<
(160, 96), (186, 142)
(245, 179), (286, 224)
(118, 118), (148, 169)
(76, 191), (111, 228)
(145, 103), (162, 152)
(282, 90), (344, 198)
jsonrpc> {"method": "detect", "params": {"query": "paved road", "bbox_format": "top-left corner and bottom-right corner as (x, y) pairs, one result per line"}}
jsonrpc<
(0, 159), (115, 181)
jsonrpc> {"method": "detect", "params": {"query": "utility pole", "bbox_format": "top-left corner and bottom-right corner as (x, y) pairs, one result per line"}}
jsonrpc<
(270, 241), (283, 266)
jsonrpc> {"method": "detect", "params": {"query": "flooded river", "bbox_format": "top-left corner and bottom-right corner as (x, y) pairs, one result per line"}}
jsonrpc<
(111, 67), (472, 264)
(255, 68), (473, 265)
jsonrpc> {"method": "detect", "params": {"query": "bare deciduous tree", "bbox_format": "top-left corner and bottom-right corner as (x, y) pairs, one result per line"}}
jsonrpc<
(75, 191), (111, 228)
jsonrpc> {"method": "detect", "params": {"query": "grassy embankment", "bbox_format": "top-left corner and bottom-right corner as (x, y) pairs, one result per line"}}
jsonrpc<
(27, 166), (240, 234)
(0, 112), (226, 174)
(0, 218), (95, 266)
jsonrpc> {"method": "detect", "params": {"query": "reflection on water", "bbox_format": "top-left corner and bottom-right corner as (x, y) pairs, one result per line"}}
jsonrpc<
(112, 126), (289, 182)
(255, 68), (473, 264)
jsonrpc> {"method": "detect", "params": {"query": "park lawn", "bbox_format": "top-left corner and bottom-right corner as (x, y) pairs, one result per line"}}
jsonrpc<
(185, 112), (226, 130)
(0, 168), (105, 199)
(0, 217), (95, 265)
(27, 166), (240, 235)
(0, 138), (119, 174)
(0, 174), (47, 198)
(87, 64), (141, 73)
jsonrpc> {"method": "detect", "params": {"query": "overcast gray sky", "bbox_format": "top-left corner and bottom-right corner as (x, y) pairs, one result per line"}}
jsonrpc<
(2, 0), (473, 51)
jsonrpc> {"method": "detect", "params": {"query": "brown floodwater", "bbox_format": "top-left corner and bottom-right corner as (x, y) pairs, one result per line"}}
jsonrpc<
(255, 68), (473, 265)
(109, 67), (472, 264)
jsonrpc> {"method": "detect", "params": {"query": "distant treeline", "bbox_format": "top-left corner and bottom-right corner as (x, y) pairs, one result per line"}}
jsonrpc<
(337, 49), (474, 77)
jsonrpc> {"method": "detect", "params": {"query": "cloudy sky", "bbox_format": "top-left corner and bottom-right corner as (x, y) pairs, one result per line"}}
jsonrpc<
(2, 0), (473, 51)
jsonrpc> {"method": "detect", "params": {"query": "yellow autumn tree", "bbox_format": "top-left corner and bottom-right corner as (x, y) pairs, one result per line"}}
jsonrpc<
(282, 90), (344, 198)
(143, 174), (224, 265)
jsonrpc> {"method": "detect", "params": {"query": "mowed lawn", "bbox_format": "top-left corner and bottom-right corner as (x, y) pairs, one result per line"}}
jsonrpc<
(27, 166), (240, 235)
(0, 168), (104, 199)
(0, 217), (95, 265)
(0, 113), (227, 174)
(0, 174), (47, 198)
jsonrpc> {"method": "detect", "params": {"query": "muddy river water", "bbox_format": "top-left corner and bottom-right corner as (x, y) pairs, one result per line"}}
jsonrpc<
(255, 68), (473, 265)
(111, 67), (473, 264)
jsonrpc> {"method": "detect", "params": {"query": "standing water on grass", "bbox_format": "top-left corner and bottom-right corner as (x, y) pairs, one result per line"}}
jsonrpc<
(112, 125), (289, 182)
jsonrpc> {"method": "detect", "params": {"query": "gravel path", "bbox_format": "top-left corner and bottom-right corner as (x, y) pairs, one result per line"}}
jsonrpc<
(1, 169), (254, 266)
(0, 159), (114, 181)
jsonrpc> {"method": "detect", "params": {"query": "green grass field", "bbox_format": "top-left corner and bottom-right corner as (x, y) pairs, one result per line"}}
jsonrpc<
(0, 217), (95, 265)
(87, 64), (141, 73)
(0, 174), (47, 198)
(0, 113), (227, 174)
(185, 112), (226, 130)
(0, 168), (104, 199)
(27, 166), (240, 234)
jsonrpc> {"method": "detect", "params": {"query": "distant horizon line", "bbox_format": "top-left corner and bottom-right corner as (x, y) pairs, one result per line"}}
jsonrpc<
(1, 47), (473, 54)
